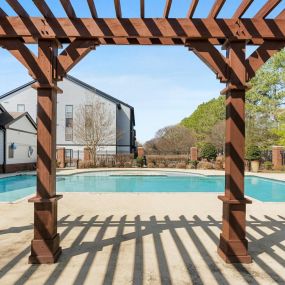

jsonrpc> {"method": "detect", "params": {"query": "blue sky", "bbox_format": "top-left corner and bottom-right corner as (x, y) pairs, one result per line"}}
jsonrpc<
(0, 0), (284, 142)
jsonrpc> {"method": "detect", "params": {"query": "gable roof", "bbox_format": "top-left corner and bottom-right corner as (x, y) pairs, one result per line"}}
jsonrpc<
(0, 75), (135, 126)
(0, 111), (37, 130)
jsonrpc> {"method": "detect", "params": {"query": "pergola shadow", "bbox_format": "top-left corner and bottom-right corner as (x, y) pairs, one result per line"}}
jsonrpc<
(1, 214), (284, 285)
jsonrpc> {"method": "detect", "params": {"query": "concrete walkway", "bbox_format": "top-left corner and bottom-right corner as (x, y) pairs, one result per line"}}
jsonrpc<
(0, 193), (284, 285)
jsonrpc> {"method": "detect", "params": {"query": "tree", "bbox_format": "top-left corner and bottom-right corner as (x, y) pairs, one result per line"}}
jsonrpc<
(144, 125), (196, 154)
(181, 96), (225, 145)
(200, 143), (217, 161)
(73, 95), (116, 166)
(207, 120), (225, 154)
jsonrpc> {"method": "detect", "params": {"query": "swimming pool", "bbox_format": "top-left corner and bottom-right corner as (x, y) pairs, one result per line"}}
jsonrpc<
(0, 172), (285, 202)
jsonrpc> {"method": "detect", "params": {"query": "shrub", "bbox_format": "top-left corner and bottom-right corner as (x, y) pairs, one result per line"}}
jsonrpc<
(246, 145), (261, 161)
(176, 162), (186, 169)
(124, 162), (132, 168)
(114, 161), (122, 168)
(263, 161), (272, 170)
(200, 143), (217, 161)
(158, 163), (166, 168)
(197, 161), (214, 169)
(189, 160), (199, 169)
(147, 162), (155, 168)
(136, 157), (144, 167)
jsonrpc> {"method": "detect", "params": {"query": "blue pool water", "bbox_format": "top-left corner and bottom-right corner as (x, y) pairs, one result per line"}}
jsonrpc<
(0, 173), (285, 202)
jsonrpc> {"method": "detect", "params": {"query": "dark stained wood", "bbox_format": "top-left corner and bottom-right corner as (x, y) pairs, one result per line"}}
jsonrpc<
(208, 0), (226, 18)
(33, 0), (55, 18)
(187, 40), (228, 82)
(87, 0), (98, 18)
(1, 18), (285, 42)
(254, 0), (281, 19)
(6, 0), (29, 17)
(218, 41), (251, 264)
(276, 8), (285, 19)
(163, 0), (172, 18)
(233, 0), (254, 18)
(29, 39), (62, 264)
(246, 40), (285, 80)
(57, 39), (97, 78)
(114, 0), (122, 18)
(60, 0), (76, 19)
(0, 7), (7, 17)
(140, 0), (145, 18)
(187, 0), (199, 18)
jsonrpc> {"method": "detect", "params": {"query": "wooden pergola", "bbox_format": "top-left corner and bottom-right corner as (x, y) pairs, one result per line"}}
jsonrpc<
(0, 0), (285, 265)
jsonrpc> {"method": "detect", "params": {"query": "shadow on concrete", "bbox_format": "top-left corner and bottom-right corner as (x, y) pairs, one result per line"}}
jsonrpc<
(1, 215), (285, 285)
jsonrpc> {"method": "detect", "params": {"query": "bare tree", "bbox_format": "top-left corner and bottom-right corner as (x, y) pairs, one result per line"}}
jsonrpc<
(145, 125), (196, 154)
(73, 95), (116, 166)
(207, 120), (225, 154)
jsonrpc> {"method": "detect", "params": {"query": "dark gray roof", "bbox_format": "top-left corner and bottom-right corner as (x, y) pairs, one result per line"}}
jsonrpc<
(0, 111), (37, 130)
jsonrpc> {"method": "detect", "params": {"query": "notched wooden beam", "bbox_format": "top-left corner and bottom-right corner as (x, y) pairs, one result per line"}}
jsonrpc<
(57, 39), (98, 78)
(187, 40), (228, 82)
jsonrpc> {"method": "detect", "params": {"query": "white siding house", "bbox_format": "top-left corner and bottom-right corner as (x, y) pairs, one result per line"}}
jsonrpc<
(0, 76), (136, 157)
(0, 105), (37, 173)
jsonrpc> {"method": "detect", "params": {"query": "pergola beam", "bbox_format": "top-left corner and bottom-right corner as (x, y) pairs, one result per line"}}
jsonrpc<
(114, 0), (122, 18)
(140, 0), (145, 18)
(6, 0), (29, 17)
(233, 0), (254, 18)
(276, 8), (285, 19)
(57, 39), (98, 78)
(208, 0), (226, 18)
(60, 0), (77, 19)
(33, 0), (56, 18)
(87, 0), (98, 18)
(254, 0), (281, 19)
(187, 0), (199, 18)
(163, 0), (172, 18)
(246, 40), (285, 80)
(1, 18), (285, 42)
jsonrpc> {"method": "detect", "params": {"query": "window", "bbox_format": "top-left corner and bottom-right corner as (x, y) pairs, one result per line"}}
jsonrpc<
(17, 104), (25, 112)
(65, 105), (73, 141)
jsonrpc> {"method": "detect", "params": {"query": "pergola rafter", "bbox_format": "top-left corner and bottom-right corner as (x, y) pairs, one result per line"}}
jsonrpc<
(0, 0), (285, 265)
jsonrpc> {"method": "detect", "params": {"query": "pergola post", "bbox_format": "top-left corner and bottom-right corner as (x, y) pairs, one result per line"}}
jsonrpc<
(218, 41), (252, 263)
(28, 39), (62, 264)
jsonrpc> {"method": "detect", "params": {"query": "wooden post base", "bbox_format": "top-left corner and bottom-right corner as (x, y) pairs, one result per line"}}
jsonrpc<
(218, 234), (252, 264)
(29, 234), (62, 264)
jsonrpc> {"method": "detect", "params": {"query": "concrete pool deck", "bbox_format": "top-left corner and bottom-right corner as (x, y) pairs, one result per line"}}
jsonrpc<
(0, 169), (285, 284)
(0, 192), (285, 285)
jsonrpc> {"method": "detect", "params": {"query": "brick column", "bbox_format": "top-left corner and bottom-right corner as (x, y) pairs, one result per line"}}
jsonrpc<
(272, 146), (284, 170)
(57, 148), (65, 168)
(138, 146), (144, 157)
(190, 147), (198, 161)
(84, 148), (91, 161)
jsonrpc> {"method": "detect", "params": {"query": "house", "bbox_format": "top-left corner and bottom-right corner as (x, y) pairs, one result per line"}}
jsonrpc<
(0, 105), (37, 173)
(0, 75), (136, 159)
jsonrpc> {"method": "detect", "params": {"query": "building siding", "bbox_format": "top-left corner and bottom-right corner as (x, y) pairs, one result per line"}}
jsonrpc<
(0, 77), (134, 155)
